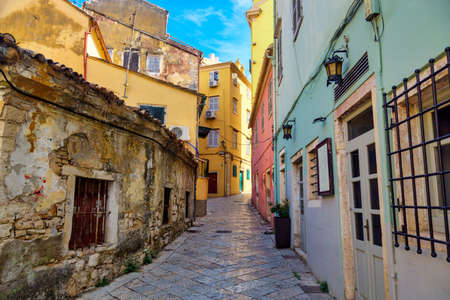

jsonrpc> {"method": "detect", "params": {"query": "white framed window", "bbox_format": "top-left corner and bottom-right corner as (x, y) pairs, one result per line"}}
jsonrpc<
(209, 71), (219, 87)
(208, 129), (219, 148)
(233, 98), (238, 114)
(233, 130), (238, 149)
(146, 54), (161, 74)
(209, 96), (219, 112)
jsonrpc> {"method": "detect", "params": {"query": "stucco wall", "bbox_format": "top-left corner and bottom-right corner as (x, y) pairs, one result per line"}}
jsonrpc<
(0, 0), (91, 75)
(86, 57), (198, 146)
(251, 68), (274, 220)
(0, 39), (195, 299)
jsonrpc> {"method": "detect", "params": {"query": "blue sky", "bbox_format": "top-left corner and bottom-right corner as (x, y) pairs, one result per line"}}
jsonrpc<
(74, 0), (252, 74)
(149, 0), (251, 71)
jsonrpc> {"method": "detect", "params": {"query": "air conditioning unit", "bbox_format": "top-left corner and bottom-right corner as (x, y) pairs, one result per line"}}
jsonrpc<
(170, 126), (190, 141)
(209, 80), (218, 87)
(205, 111), (216, 119)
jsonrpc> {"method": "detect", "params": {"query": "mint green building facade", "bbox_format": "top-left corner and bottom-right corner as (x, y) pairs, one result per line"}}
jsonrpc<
(273, 0), (450, 299)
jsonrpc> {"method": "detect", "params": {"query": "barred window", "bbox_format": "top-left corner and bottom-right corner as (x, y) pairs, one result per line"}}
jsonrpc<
(146, 55), (161, 74)
(69, 177), (109, 250)
(383, 48), (450, 261)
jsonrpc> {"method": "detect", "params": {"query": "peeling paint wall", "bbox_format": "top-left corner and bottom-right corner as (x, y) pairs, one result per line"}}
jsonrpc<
(0, 40), (195, 299)
(85, 0), (168, 37)
(0, 0), (90, 74)
(84, 1), (201, 91)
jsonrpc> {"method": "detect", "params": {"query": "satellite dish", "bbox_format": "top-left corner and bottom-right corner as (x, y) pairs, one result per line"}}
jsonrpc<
(171, 127), (183, 138)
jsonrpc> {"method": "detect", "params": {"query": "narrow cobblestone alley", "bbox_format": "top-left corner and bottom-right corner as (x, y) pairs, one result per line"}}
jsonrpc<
(79, 194), (333, 300)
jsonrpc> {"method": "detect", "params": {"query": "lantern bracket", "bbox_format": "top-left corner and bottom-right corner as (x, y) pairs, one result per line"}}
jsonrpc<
(282, 118), (296, 140)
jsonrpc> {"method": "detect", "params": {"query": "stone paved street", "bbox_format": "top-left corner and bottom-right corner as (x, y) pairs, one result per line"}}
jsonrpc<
(79, 194), (333, 300)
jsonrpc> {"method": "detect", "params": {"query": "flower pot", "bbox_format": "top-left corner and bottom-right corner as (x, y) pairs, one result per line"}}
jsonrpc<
(274, 216), (291, 248)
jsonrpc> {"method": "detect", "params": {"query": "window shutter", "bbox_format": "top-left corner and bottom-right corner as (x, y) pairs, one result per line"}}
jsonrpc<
(123, 51), (129, 68)
(130, 52), (139, 72)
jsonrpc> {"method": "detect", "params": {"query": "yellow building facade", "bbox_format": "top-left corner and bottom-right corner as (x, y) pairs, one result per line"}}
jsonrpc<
(246, 0), (274, 104)
(86, 56), (201, 147)
(199, 61), (252, 197)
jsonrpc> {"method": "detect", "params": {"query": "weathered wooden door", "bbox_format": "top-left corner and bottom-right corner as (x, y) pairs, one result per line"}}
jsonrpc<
(208, 172), (218, 194)
(346, 124), (385, 300)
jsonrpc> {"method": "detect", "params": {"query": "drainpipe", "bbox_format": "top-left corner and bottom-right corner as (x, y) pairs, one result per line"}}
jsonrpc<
(185, 142), (199, 222)
(273, 0), (279, 205)
(123, 11), (136, 99)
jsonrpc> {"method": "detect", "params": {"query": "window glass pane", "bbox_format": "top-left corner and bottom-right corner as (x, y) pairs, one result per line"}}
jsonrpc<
(355, 213), (364, 241)
(353, 181), (362, 208)
(347, 107), (374, 140)
(437, 105), (450, 137)
(372, 214), (382, 246)
(351, 150), (360, 178)
(367, 143), (377, 174)
(140, 105), (165, 124)
(369, 178), (380, 210)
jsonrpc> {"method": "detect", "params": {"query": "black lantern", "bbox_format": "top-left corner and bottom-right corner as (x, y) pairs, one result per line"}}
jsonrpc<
(282, 119), (296, 140)
(324, 50), (347, 86)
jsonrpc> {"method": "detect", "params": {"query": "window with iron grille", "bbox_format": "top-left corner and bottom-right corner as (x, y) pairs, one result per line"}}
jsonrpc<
(292, 0), (303, 41)
(383, 47), (450, 261)
(69, 177), (109, 250)
(163, 188), (171, 225)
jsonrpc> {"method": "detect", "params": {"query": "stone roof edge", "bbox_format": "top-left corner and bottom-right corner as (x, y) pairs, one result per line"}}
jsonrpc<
(0, 34), (196, 166)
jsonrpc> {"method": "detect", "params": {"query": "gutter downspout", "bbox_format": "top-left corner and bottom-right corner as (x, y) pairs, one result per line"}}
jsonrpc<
(185, 142), (199, 222)
(123, 11), (136, 99)
(273, 0), (279, 206)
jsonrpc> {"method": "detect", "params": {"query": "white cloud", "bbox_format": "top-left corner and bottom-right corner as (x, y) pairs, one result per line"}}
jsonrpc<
(181, 7), (225, 26)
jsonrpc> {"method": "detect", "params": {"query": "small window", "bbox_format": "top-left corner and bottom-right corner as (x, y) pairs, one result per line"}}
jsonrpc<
(316, 138), (334, 196)
(140, 105), (166, 124)
(123, 49), (139, 72)
(209, 71), (219, 87)
(146, 54), (161, 74)
(208, 129), (219, 148)
(247, 110), (251, 124)
(233, 130), (238, 149)
(69, 177), (109, 250)
(247, 169), (250, 180)
(163, 188), (171, 224)
(347, 107), (374, 140)
(209, 96), (219, 112)
(233, 165), (237, 177)
(268, 78), (273, 115)
(233, 98), (238, 114)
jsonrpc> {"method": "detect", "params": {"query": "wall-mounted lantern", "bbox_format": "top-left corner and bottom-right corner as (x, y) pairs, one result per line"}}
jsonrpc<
(282, 119), (296, 140)
(324, 49), (348, 86)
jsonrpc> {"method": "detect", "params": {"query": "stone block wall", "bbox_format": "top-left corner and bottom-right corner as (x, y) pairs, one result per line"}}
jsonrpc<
(0, 36), (196, 299)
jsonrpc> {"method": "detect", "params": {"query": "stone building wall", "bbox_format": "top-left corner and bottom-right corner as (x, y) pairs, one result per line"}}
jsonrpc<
(0, 35), (196, 299)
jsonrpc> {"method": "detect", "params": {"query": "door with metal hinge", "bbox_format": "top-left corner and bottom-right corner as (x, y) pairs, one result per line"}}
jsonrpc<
(346, 107), (385, 300)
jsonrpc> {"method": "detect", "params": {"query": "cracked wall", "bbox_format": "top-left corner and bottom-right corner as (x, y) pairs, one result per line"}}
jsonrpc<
(0, 40), (195, 299)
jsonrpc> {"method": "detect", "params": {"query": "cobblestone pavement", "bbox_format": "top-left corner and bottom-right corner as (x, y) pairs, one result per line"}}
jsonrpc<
(79, 194), (333, 300)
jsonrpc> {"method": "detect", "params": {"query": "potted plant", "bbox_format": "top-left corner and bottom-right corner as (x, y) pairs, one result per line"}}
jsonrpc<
(270, 201), (291, 248)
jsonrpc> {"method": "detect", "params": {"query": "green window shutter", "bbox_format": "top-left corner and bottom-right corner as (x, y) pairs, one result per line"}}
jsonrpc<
(140, 105), (165, 124)
(233, 165), (237, 177)
(247, 170), (250, 180)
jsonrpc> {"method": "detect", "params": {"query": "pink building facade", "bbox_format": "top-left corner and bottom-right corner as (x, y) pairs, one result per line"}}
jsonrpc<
(249, 57), (274, 222)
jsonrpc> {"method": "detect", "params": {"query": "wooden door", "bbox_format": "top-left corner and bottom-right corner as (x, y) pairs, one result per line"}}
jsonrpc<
(208, 172), (218, 194)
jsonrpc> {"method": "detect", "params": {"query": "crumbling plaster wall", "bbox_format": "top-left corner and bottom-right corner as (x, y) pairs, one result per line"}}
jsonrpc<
(84, 0), (168, 37)
(87, 11), (200, 91)
(0, 42), (195, 299)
